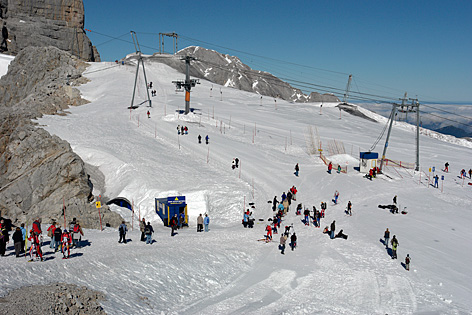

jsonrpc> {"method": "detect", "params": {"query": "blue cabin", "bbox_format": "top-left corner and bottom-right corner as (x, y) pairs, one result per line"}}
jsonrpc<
(155, 196), (188, 226)
(359, 152), (379, 173)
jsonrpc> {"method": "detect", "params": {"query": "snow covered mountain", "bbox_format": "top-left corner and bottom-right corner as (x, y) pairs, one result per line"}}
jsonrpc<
(1, 55), (472, 314)
(146, 46), (339, 103)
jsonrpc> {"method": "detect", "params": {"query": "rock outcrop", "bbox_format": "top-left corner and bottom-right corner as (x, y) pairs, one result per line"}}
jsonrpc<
(147, 46), (339, 103)
(0, 0), (100, 61)
(0, 46), (122, 228)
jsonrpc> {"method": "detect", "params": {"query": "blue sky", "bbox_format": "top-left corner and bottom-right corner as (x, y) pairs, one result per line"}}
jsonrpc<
(83, 1), (472, 104)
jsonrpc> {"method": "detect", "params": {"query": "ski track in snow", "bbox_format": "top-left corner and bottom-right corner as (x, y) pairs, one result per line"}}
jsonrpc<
(0, 59), (471, 314)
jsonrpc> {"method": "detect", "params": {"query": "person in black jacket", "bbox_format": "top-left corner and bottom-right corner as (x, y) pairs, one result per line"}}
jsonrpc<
(54, 226), (62, 252)
(12, 227), (24, 257)
(170, 215), (178, 236)
(290, 233), (297, 250)
(330, 220), (336, 239)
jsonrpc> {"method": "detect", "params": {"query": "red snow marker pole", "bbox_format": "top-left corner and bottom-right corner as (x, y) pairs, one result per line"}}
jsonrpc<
(63, 197), (66, 231)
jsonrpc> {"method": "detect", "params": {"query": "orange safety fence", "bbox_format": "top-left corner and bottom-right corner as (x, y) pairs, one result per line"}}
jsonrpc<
(319, 152), (348, 173)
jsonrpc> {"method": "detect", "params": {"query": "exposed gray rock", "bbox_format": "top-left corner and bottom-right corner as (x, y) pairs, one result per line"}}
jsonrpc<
(0, 282), (107, 315)
(145, 46), (339, 103)
(0, 0), (100, 61)
(0, 46), (122, 228)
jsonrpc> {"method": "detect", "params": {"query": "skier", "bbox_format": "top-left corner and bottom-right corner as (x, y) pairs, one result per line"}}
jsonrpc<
(144, 222), (154, 244)
(393, 195), (397, 205)
(243, 211), (249, 228)
(444, 162), (449, 172)
(197, 214), (204, 232)
(204, 214), (210, 232)
(315, 209), (321, 227)
(235, 158), (239, 168)
(147, 110), (150, 118)
(53, 225), (62, 252)
(294, 163), (299, 177)
(232, 159), (236, 170)
(391, 235), (399, 259)
(303, 208), (310, 226)
(280, 234), (287, 255)
(61, 229), (71, 259)
(405, 254), (411, 271)
(384, 228), (390, 249)
(149, 82), (153, 89)
(333, 190), (339, 204)
(205, 135), (209, 144)
(118, 221), (127, 243)
(347, 201), (352, 216)
(198, 134), (202, 144)
(248, 212), (255, 228)
(328, 162), (333, 174)
(434, 175), (439, 188)
(290, 232), (297, 250)
(290, 186), (297, 201)
(140, 218), (146, 242)
(177, 125), (181, 135)
(266, 224), (272, 241)
(330, 220), (336, 239)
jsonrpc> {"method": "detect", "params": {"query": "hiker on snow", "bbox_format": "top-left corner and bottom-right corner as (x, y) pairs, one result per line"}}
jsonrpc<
(140, 218), (146, 241)
(12, 227), (23, 257)
(328, 162), (333, 174)
(405, 254), (411, 271)
(145, 222), (154, 244)
(384, 228), (390, 249)
(205, 135), (209, 144)
(444, 162), (449, 172)
(330, 220), (336, 239)
(391, 235), (399, 259)
(61, 229), (72, 259)
(197, 214), (204, 232)
(303, 208), (310, 226)
(347, 201), (352, 216)
(72, 221), (84, 248)
(204, 214), (210, 232)
(53, 225), (62, 252)
(232, 159), (236, 170)
(294, 163), (299, 176)
(47, 221), (57, 249)
(290, 232), (297, 250)
(170, 214), (178, 236)
(280, 234), (287, 254)
(118, 221), (128, 243)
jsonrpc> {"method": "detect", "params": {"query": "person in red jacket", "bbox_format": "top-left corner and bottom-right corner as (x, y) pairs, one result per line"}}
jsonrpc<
(61, 229), (72, 259)
(47, 221), (56, 249)
(328, 162), (333, 174)
(265, 225), (272, 241)
(29, 218), (43, 261)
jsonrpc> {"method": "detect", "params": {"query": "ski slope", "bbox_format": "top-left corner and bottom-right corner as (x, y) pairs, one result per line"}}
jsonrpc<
(1, 56), (472, 314)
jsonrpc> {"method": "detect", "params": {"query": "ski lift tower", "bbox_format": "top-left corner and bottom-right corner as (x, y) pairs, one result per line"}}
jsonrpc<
(159, 32), (178, 54)
(341, 74), (352, 104)
(172, 56), (200, 114)
(129, 31), (152, 109)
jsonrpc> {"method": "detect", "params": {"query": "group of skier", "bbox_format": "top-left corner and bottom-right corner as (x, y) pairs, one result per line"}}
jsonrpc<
(384, 228), (410, 270)
(177, 125), (189, 135)
(197, 134), (209, 144)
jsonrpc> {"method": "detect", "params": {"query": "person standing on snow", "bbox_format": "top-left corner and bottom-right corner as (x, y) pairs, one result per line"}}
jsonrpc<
(140, 218), (146, 242)
(61, 229), (72, 259)
(145, 222), (154, 244)
(280, 234), (287, 254)
(198, 134), (202, 144)
(444, 162), (449, 172)
(72, 221), (84, 248)
(303, 208), (310, 226)
(170, 215), (178, 236)
(53, 225), (62, 252)
(333, 190), (339, 204)
(197, 214), (204, 232)
(232, 159), (236, 170)
(1, 22), (8, 51)
(12, 227), (23, 257)
(294, 163), (299, 177)
(290, 232), (297, 250)
(205, 135), (209, 144)
(177, 125), (181, 135)
(235, 158), (239, 168)
(204, 214), (210, 232)
(272, 196), (278, 211)
(347, 201), (352, 216)
(47, 221), (56, 249)
(384, 228), (390, 248)
(266, 224), (272, 241)
(434, 175), (439, 188)
(393, 195), (397, 205)
(391, 235), (399, 259)
(330, 220), (336, 239)
(405, 254), (411, 271)
(328, 162), (333, 174)
(118, 221), (127, 243)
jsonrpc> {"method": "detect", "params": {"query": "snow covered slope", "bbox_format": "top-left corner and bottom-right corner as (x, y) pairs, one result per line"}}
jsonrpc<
(1, 59), (471, 314)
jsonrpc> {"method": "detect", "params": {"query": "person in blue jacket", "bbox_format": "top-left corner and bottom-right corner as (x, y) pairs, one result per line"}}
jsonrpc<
(118, 221), (128, 244)
(281, 192), (286, 201)
(243, 211), (249, 228)
(204, 214), (210, 232)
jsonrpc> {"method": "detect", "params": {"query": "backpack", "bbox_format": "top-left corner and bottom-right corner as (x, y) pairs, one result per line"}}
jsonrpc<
(119, 225), (125, 234)
(144, 226), (151, 235)
(73, 224), (80, 233)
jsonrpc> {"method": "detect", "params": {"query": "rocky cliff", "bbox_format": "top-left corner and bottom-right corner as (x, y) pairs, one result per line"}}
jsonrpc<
(0, 0), (99, 61)
(0, 46), (121, 228)
(149, 46), (339, 103)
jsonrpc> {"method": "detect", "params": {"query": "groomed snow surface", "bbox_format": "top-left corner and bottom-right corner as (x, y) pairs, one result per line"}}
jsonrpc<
(1, 57), (472, 314)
